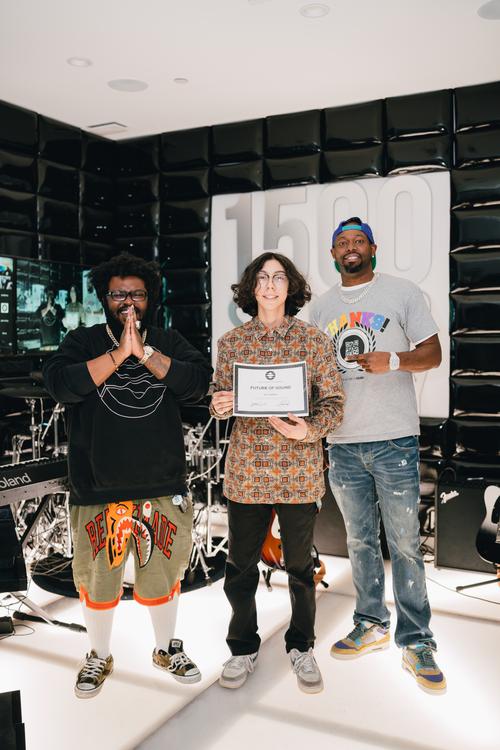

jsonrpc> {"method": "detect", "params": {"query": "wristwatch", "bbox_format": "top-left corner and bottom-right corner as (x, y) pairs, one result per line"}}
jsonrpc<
(138, 345), (154, 366)
(389, 352), (400, 371)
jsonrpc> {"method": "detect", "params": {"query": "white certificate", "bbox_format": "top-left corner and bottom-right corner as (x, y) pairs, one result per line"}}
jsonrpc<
(233, 361), (309, 417)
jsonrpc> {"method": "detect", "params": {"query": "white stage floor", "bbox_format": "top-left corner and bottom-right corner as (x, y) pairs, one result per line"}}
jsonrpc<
(1, 557), (499, 750)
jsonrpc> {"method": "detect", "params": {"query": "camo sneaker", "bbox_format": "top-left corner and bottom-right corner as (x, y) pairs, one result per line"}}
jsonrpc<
(153, 638), (201, 684)
(75, 650), (114, 699)
(331, 621), (390, 659)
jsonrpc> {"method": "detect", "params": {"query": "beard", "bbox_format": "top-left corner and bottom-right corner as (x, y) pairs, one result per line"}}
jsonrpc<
(103, 301), (157, 339)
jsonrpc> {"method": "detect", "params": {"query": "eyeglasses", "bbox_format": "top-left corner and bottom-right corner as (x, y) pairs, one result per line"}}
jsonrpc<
(106, 290), (148, 302)
(255, 272), (288, 288)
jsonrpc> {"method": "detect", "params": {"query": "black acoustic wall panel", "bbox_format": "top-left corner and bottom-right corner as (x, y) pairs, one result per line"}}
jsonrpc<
(264, 111), (321, 189)
(0, 101), (115, 266)
(386, 90), (453, 173)
(451, 292), (500, 331)
(158, 233), (209, 268)
(452, 333), (500, 372)
(450, 376), (500, 414)
(161, 169), (209, 200)
(450, 249), (500, 290)
(322, 145), (384, 181)
(451, 206), (500, 248)
(114, 135), (159, 263)
(0, 100), (38, 154)
(212, 161), (264, 195)
(455, 81), (500, 131)
(322, 100), (385, 179)
(265, 110), (321, 158)
(160, 128), (210, 170)
(0, 150), (37, 193)
(265, 154), (320, 188)
(451, 164), (500, 207)
(212, 119), (263, 164)
(449, 417), (500, 455)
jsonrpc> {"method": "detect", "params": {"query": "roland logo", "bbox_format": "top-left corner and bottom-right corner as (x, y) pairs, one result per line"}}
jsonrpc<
(0, 472), (31, 489)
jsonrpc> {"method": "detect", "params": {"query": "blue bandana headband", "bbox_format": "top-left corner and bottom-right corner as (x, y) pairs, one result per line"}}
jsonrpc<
(331, 220), (375, 246)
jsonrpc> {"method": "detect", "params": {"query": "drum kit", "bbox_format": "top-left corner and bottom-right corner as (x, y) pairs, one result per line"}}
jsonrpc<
(0, 375), (229, 590)
(0, 376), (71, 568)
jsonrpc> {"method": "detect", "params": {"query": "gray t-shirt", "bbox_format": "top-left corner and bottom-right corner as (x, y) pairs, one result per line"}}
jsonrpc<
(310, 273), (439, 444)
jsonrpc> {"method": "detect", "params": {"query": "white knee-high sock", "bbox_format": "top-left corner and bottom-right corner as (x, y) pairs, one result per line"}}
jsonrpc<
(148, 594), (179, 652)
(81, 603), (115, 658)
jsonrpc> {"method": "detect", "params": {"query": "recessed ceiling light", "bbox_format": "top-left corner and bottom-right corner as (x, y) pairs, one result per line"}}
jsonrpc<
(173, 77), (189, 85)
(299, 3), (330, 18)
(67, 57), (92, 67)
(107, 79), (148, 92)
(478, 0), (500, 19)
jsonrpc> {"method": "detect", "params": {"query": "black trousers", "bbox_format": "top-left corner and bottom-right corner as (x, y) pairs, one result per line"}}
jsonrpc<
(224, 500), (317, 655)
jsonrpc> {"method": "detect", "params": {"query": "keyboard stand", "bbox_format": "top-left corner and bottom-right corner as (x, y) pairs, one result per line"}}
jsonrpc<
(11, 491), (86, 633)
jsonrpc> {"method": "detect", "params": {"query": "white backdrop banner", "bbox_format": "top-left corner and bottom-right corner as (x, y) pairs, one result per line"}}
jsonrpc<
(211, 173), (450, 418)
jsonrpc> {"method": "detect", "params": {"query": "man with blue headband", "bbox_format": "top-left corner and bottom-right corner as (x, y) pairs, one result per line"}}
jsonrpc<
(311, 217), (446, 694)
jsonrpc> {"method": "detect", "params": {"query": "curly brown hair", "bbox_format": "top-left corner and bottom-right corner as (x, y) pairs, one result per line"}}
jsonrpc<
(89, 252), (161, 307)
(231, 252), (311, 317)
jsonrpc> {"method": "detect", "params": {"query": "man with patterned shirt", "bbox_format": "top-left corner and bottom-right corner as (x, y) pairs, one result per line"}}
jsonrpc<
(211, 252), (344, 694)
(311, 217), (446, 694)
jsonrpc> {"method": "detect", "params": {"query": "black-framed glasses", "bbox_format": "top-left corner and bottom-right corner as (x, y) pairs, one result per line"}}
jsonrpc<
(106, 289), (148, 302)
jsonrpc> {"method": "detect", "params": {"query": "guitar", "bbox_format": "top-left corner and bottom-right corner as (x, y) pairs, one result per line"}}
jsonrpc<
(475, 485), (500, 564)
(260, 508), (328, 588)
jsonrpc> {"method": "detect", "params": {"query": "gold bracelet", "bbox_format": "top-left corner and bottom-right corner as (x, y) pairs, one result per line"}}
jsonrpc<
(108, 350), (119, 370)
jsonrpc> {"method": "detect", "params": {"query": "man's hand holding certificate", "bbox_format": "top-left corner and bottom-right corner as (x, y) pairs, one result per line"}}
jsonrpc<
(233, 361), (308, 417)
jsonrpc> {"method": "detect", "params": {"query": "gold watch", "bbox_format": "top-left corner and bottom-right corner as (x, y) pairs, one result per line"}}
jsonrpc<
(138, 345), (154, 366)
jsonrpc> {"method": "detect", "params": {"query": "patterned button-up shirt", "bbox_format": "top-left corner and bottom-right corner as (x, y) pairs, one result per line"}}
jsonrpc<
(211, 316), (344, 504)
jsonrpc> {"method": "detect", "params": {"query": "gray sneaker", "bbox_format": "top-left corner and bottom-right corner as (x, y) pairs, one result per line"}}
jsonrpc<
(289, 648), (323, 694)
(75, 650), (114, 699)
(219, 652), (258, 689)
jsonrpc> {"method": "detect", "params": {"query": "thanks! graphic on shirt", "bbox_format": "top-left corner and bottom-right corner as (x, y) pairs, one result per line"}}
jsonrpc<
(324, 311), (391, 375)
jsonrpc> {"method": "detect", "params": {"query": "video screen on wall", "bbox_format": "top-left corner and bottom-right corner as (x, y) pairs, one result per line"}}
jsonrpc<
(0, 256), (15, 354)
(16, 259), (106, 353)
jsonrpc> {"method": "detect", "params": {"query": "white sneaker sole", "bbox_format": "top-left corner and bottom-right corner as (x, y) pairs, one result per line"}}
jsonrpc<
(219, 671), (250, 689)
(297, 678), (324, 694)
(402, 660), (447, 695)
(153, 660), (201, 683)
(74, 666), (113, 699)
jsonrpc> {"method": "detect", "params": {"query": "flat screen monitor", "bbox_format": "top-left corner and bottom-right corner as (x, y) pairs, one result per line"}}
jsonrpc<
(0, 257), (15, 354)
(16, 259), (106, 354)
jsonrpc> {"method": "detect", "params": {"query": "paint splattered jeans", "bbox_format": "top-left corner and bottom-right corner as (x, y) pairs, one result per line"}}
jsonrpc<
(328, 436), (436, 649)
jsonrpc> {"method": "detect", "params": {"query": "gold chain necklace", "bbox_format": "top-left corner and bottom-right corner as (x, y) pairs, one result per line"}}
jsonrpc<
(106, 324), (147, 348)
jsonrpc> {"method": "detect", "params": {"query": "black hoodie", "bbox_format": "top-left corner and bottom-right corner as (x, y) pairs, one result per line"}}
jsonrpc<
(43, 324), (212, 506)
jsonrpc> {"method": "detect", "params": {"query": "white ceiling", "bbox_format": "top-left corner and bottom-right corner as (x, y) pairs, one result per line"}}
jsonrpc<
(1, 0), (499, 141)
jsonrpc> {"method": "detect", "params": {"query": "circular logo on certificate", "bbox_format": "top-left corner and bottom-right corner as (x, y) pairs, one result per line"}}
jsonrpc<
(265, 370), (276, 380)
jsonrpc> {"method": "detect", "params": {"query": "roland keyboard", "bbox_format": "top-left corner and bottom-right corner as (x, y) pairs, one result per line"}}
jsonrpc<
(0, 457), (68, 507)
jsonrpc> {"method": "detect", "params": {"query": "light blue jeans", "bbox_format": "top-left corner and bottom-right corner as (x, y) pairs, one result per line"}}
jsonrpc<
(328, 436), (436, 649)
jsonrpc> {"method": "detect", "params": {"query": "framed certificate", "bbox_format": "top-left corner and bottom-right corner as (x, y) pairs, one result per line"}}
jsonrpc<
(233, 361), (309, 417)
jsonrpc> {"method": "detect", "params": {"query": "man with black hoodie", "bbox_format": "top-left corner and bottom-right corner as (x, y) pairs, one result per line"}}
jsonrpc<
(43, 253), (212, 699)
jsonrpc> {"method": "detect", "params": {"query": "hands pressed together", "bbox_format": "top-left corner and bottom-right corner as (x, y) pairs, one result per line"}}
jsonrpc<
(116, 307), (144, 364)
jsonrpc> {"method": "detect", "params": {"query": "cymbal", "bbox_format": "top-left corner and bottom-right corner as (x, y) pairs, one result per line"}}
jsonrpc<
(0, 385), (51, 399)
